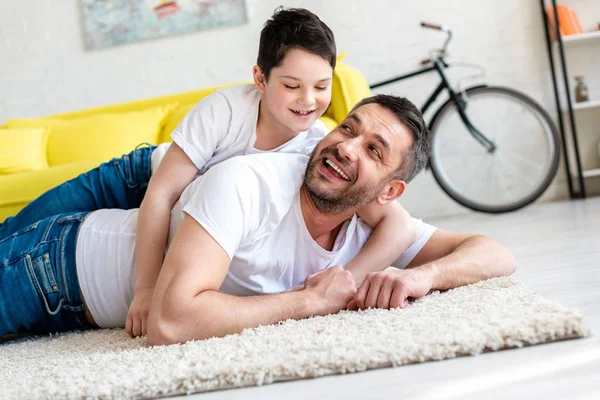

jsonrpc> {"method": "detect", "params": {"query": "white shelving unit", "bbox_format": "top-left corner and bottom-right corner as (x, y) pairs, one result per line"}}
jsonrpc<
(571, 99), (600, 111)
(564, 29), (600, 189)
(583, 168), (600, 178)
(542, 0), (600, 198)
(562, 30), (600, 45)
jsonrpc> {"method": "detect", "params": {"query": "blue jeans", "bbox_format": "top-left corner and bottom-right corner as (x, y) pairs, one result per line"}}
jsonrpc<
(0, 212), (91, 337)
(0, 145), (155, 238)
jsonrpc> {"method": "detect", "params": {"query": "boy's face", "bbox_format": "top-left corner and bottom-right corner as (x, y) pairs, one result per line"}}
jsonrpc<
(256, 48), (333, 134)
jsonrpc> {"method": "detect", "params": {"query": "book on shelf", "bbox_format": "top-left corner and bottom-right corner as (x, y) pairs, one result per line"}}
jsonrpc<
(546, 4), (584, 40)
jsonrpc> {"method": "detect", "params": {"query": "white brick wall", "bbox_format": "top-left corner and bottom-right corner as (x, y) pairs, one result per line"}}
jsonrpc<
(1, 0), (598, 218)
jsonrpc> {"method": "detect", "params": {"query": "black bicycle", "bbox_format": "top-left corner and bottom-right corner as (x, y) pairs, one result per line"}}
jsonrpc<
(370, 22), (560, 213)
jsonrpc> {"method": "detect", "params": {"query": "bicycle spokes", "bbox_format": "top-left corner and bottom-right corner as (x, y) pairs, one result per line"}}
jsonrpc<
(429, 86), (559, 213)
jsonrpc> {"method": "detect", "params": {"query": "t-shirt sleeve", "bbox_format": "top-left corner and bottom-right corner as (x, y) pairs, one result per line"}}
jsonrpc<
(390, 219), (437, 269)
(171, 91), (232, 170)
(180, 158), (262, 259)
(307, 119), (330, 139)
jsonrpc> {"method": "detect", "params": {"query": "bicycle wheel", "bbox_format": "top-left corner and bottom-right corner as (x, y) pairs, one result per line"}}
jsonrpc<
(428, 86), (560, 213)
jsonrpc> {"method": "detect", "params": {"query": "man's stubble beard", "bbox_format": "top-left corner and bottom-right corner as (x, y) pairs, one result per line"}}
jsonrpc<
(303, 147), (391, 215)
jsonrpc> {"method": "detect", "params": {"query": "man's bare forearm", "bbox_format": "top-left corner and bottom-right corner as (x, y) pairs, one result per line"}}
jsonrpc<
(149, 289), (314, 345)
(418, 235), (516, 291)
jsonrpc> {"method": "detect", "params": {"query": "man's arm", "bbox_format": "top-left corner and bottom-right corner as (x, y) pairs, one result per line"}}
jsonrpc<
(406, 229), (516, 289)
(351, 229), (516, 309)
(127, 144), (198, 337)
(147, 215), (356, 345)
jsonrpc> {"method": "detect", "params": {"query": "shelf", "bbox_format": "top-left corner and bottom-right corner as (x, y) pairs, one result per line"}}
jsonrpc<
(562, 30), (600, 45)
(583, 168), (600, 178)
(563, 100), (600, 112)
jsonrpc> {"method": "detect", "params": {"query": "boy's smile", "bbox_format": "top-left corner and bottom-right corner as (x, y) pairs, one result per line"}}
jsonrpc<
(290, 109), (317, 119)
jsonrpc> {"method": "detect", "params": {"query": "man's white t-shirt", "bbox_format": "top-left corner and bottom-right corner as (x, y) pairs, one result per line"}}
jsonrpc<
(77, 84), (330, 328)
(76, 153), (436, 328)
(150, 84), (329, 175)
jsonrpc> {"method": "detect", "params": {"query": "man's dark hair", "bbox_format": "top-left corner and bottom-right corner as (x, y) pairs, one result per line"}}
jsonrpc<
(351, 95), (431, 183)
(257, 7), (336, 80)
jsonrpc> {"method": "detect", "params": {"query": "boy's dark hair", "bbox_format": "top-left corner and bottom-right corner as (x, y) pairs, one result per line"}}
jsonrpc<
(351, 95), (431, 183)
(257, 7), (336, 80)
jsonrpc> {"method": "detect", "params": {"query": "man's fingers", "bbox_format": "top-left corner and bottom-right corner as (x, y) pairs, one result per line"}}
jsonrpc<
(141, 317), (147, 337)
(354, 278), (370, 309)
(132, 318), (141, 337)
(346, 299), (358, 310)
(390, 286), (409, 309)
(126, 316), (133, 337)
(376, 279), (393, 309)
(364, 276), (382, 309)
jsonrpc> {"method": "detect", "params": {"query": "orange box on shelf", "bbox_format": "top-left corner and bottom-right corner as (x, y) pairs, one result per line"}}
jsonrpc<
(546, 4), (584, 38)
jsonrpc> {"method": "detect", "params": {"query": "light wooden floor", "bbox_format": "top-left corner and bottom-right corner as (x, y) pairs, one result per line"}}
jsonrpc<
(185, 198), (600, 400)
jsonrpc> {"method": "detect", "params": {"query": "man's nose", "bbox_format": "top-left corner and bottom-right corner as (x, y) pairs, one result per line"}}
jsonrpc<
(337, 137), (360, 161)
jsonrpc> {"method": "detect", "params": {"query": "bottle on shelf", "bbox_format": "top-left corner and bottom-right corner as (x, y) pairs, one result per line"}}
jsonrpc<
(574, 76), (589, 103)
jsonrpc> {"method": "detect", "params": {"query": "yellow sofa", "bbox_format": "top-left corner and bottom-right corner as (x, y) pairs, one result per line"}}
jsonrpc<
(0, 61), (372, 222)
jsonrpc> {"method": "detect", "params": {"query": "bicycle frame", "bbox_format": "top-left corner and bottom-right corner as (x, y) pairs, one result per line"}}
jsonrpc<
(369, 57), (496, 152)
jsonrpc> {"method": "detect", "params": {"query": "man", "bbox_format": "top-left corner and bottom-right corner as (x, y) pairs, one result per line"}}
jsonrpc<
(0, 95), (516, 343)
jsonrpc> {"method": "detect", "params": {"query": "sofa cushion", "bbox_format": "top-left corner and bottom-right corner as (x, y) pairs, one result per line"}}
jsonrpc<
(0, 159), (103, 222)
(328, 62), (372, 123)
(4, 103), (177, 167)
(0, 127), (49, 174)
(319, 116), (338, 132)
(160, 102), (196, 143)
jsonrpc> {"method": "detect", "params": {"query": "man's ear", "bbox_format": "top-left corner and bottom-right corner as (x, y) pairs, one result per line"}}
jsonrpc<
(253, 65), (267, 94)
(375, 179), (406, 205)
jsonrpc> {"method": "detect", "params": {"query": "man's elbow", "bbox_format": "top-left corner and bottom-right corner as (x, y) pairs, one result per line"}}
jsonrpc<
(505, 248), (517, 276)
(147, 315), (183, 346)
(490, 237), (517, 277)
(146, 299), (193, 346)
(146, 296), (216, 346)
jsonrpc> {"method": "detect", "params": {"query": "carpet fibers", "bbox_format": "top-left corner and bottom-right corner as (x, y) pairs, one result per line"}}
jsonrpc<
(0, 277), (590, 399)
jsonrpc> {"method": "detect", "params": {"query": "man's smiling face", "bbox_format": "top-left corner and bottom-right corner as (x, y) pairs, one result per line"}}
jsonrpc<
(304, 103), (414, 214)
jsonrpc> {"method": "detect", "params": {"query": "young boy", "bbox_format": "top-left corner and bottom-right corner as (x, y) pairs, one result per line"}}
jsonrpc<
(0, 8), (417, 338)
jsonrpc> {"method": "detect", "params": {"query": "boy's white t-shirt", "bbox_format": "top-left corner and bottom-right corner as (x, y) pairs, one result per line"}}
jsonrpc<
(75, 153), (436, 328)
(150, 83), (329, 174)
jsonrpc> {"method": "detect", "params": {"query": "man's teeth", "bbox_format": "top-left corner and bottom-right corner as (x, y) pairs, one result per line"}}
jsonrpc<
(325, 159), (350, 181)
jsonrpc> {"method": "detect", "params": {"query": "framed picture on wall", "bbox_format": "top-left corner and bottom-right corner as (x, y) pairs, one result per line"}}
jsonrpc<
(80, 0), (247, 50)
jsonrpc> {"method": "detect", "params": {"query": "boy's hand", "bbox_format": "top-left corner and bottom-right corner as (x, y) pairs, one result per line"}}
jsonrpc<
(303, 265), (357, 316)
(347, 268), (434, 310)
(126, 287), (155, 337)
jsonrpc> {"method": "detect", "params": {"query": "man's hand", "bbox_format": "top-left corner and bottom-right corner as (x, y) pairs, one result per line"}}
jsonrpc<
(347, 267), (434, 310)
(303, 265), (357, 316)
(126, 287), (154, 337)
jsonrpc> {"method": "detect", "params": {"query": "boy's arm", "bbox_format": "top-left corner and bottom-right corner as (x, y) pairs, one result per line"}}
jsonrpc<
(127, 143), (198, 337)
(147, 215), (356, 345)
(348, 201), (417, 285)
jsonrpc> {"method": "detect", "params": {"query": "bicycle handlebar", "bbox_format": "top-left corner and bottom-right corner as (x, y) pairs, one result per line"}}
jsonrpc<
(421, 22), (442, 30)
(420, 21), (453, 58)
(420, 21), (450, 32)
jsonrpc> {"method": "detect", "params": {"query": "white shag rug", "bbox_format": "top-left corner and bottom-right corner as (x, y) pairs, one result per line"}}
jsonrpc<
(0, 277), (590, 399)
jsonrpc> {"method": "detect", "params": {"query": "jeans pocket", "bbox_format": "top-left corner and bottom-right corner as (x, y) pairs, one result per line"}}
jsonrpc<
(26, 253), (63, 316)
(57, 212), (88, 225)
(0, 222), (38, 246)
(113, 155), (138, 188)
